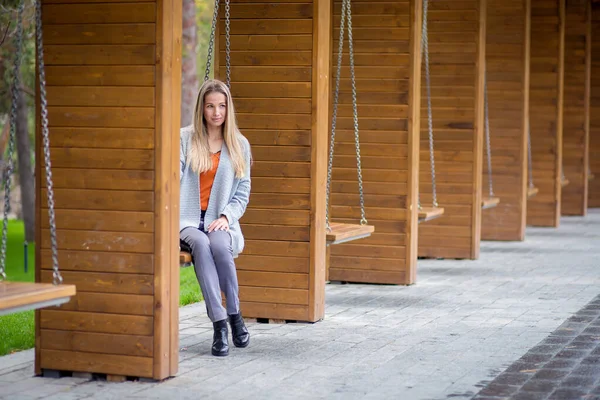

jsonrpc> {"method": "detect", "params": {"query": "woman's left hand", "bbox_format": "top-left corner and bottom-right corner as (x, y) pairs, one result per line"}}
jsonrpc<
(207, 216), (230, 233)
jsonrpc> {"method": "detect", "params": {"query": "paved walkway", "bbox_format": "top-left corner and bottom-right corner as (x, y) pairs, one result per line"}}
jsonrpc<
(1, 210), (599, 400)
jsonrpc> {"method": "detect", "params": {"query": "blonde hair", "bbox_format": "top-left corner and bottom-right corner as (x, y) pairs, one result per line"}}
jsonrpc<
(188, 79), (247, 178)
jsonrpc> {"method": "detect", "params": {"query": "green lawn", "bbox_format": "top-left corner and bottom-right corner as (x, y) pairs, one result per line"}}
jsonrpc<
(0, 220), (203, 356)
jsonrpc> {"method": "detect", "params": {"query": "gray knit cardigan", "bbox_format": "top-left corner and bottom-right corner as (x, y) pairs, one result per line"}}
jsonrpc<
(179, 125), (252, 257)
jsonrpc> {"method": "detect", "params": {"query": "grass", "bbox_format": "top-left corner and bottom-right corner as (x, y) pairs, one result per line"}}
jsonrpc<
(0, 220), (203, 356)
(0, 220), (36, 356)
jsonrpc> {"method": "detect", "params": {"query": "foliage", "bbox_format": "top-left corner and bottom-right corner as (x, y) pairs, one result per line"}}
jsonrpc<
(196, 0), (215, 80)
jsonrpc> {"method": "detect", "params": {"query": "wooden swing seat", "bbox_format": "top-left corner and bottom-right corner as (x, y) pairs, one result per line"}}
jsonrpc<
(418, 207), (444, 223)
(180, 251), (193, 267)
(527, 186), (539, 198)
(0, 281), (75, 316)
(326, 222), (374, 246)
(482, 197), (500, 210)
(561, 177), (569, 187)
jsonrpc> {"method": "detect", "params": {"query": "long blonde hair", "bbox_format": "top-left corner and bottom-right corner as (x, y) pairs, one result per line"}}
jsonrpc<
(188, 79), (247, 178)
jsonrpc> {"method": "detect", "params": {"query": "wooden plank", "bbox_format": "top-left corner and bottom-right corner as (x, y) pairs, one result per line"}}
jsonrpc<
(591, 2), (600, 206)
(39, 349), (153, 378)
(40, 270), (153, 295)
(41, 228), (154, 253)
(45, 66), (155, 86)
(42, 3), (156, 24)
(41, 330), (153, 357)
(40, 250), (153, 274)
(57, 292), (154, 316)
(43, 188), (153, 212)
(44, 23), (156, 45)
(45, 45), (156, 66)
(40, 310), (153, 335)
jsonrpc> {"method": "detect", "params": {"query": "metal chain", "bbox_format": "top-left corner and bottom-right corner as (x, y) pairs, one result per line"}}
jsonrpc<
(0, 0), (25, 282)
(527, 120), (534, 189)
(483, 72), (494, 197)
(325, 0), (348, 231)
(421, 0), (438, 207)
(346, 0), (367, 225)
(224, 0), (231, 88)
(36, 0), (62, 285)
(204, 0), (220, 82)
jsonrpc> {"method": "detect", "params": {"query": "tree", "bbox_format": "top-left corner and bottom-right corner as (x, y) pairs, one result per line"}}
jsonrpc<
(181, 0), (198, 127)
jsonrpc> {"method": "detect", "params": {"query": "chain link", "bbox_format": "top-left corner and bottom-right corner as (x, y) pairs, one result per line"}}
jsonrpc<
(36, 0), (62, 285)
(0, 0), (25, 282)
(421, 0), (438, 207)
(483, 72), (494, 198)
(204, 0), (220, 82)
(325, 0), (347, 231)
(527, 120), (534, 189)
(346, 1), (366, 225)
(325, 0), (367, 229)
(224, 0), (231, 88)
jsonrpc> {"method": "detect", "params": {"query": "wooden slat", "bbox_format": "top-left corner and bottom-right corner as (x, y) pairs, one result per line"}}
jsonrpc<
(590, 3), (600, 206)
(39, 349), (153, 378)
(418, 207), (445, 223)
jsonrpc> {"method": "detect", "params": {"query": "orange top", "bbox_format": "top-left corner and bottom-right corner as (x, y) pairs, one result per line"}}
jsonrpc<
(200, 152), (221, 211)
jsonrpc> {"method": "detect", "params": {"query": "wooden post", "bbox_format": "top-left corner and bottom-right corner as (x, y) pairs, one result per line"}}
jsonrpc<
(327, 0), (422, 284)
(418, 0), (486, 260)
(591, 1), (600, 207)
(481, 0), (530, 241)
(561, 0), (591, 216)
(35, 0), (181, 380)
(218, 1), (329, 321)
(528, 0), (566, 227)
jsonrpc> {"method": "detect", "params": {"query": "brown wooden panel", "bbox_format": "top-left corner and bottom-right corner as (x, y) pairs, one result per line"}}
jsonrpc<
(591, 2), (600, 207)
(40, 270), (153, 295)
(418, 0), (484, 258)
(328, 0), (419, 284)
(561, 0), (590, 216)
(528, 0), (565, 227)
(45, 23), (156, 45)
(481, 0), (529, 241)
(218, 0), (327, 322)
(45, 66), (155, 86)
(41, 229), (153, 253)
(43, 169), (154, 191)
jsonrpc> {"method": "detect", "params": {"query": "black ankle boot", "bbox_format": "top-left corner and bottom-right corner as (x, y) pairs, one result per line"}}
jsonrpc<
(228, 313), (250, 348)
(212, 319), (229, 356)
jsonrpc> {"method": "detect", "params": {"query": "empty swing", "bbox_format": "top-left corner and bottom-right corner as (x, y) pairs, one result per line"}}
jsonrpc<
(418, 0), (444, 223)
(0, 0), (75, 316)
(325, 0), (374, 245)
(527, 121), (539, 198)
(180, 0), (231, 267)
(481, 71), (500, 210)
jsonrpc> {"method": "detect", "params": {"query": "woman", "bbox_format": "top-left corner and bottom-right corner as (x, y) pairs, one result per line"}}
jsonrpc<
(180, 79), (251, 357)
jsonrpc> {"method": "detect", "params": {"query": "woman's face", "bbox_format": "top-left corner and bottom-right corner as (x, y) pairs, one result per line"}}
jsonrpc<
(203, 91), (227, 131)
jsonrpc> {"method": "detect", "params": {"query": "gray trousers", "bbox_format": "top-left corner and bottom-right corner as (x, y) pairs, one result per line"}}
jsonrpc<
(180, 216), (240, 322)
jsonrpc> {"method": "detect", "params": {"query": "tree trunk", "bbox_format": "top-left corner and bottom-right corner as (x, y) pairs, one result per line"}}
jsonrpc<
(16, 88), (35, 242)
(181, 0), (198, 128)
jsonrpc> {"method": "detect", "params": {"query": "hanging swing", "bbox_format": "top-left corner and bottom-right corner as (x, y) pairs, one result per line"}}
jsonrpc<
(418, 0), (444, 223)
(180, 0), (231, 267)
(0, 0), (75, 316)
(325, 0), (374, 245)
(526, 121), (539, 198)
(481, 71), (500, 210)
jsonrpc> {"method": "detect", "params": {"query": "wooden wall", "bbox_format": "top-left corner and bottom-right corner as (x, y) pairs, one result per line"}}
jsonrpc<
(481, 0), (530, 241)
(590, 1), (600, 207)
(418, 0), (485, 259)
(327, 0), (421, 284)
(218, 0), (329, 322)
(527, 0), (565, 226)
(562, 0), (591, 215)
(35, 0), (181, 379)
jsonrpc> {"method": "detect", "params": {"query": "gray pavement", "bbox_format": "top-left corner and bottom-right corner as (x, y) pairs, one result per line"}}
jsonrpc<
(1, 210), (599, 400)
